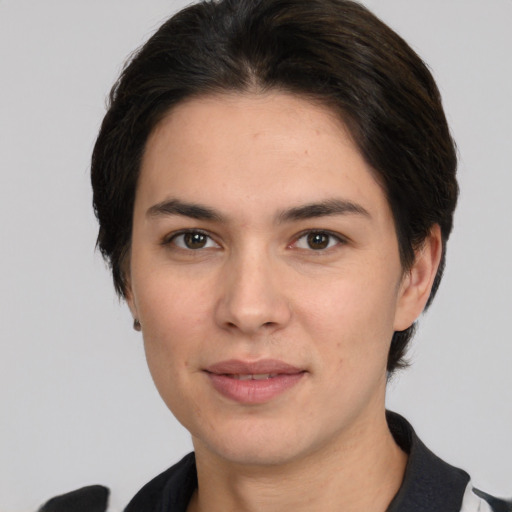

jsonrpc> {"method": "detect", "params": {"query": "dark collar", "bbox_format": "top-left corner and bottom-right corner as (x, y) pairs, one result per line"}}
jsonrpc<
(124, 412), (470, 512)
(386, 411), (470, 511)
(124, 452), (196, 512)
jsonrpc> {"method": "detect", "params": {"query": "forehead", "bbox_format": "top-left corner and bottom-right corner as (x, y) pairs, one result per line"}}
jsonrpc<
(138, 92), (390, 223)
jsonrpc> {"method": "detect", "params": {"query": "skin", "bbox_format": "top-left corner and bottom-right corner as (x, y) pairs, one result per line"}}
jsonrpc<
(126, 92), (442, 512)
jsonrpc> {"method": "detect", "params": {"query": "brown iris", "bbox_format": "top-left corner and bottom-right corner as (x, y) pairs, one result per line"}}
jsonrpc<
(183, 232), (208, 249)
(307, 232), (330, 250)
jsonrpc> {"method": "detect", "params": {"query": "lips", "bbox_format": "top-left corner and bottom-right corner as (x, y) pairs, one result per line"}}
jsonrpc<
(204, 359), (306, 404)
(231, 373), (278, 380)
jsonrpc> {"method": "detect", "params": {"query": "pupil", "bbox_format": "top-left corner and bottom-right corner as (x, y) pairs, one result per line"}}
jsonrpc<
(308, 232), (329, 250)
(185, 232), (207, 249)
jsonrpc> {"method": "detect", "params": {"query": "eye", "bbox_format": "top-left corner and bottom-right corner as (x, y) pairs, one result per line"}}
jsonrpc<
(293, 231), (343, 251)
(167, 230), (219, 250)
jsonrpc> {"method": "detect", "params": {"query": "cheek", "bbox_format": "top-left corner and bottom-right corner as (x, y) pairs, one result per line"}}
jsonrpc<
(296, 270), (399, 364)
(137, 282), (213, 425)
(136, 266), (213, 331)
(135, 273), (214, 379)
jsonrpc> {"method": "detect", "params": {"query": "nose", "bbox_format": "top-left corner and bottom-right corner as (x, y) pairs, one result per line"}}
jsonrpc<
(214, 249), (292, 335)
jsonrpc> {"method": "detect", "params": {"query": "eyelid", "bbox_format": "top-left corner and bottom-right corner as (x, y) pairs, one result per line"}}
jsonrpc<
(290, 229), (347, 250)
(161, 228), (221, 249)
(160, 228), (346, 251)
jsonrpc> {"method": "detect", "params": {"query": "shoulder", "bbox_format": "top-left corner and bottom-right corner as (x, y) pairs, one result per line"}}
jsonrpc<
(38, 485), (109, 512)
(386, 412), (511, 512)
(124, 452), (197, 512)
(462, 486), (512, 512)
(37, 453), (196, 512)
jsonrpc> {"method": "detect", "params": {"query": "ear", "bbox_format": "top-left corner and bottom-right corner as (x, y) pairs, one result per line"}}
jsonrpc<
(393, 225), (443, 332)
(122, 264), (139, 322)
(125, 287), (138, 321)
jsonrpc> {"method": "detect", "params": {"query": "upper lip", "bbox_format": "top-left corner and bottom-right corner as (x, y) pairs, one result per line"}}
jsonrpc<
(205, 359), (304, 375)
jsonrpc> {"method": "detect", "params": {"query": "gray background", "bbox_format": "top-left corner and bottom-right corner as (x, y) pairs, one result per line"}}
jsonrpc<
(0, 1), (510, 510)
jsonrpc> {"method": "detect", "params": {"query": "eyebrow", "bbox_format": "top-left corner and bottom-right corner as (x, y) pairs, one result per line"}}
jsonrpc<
(277, 199), (370, 223)
(146, 198), (370, 223)
(146, 199), (225, 222)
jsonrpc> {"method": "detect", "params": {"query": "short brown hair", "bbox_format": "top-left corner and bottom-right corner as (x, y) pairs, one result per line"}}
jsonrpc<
(92, 0), (458, 373)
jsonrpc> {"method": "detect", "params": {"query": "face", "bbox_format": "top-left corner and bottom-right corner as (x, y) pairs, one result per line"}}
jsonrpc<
(127, 92), (429, 467)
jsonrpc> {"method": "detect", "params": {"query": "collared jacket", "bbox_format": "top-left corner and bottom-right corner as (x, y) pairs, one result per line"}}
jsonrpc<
(39, 413), (511, 512)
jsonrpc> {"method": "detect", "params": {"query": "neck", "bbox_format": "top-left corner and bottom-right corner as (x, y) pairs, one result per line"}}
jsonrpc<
(188, 409), (407, 512)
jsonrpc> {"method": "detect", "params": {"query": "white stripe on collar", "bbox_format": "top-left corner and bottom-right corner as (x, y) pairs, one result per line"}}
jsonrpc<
(460, 483), (493, 512)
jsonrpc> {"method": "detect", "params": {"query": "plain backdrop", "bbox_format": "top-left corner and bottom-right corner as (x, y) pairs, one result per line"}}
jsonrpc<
(1, 1), (511, 511)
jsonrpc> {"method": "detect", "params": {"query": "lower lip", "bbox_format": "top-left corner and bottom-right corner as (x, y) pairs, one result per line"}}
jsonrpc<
(206, 372), (305, 404)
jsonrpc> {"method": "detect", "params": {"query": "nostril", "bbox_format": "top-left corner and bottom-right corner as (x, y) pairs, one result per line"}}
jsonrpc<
(224, 320), (277, 331)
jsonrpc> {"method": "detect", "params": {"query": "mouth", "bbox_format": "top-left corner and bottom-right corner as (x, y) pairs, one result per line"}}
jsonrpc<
(204, 359), (306, 404)
(229, 373), (279, 380)
(205, 358), (304, 375)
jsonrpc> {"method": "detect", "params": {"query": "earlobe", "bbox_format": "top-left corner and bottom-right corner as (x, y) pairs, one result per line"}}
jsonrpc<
(121, 255), (142, 331)
(393, 225), (443, 332)
(126, 291), (142, 332)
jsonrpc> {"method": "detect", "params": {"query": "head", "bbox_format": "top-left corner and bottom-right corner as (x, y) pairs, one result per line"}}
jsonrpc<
(92, 0), (457, 374)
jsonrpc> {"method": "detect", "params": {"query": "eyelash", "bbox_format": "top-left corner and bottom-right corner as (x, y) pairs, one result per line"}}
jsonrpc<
(291, 230), (346, 252)
(162, 229), (219, 250)
(161, 229), (346, 252)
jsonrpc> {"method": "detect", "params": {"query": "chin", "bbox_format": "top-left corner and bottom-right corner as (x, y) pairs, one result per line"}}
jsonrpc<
(191, 415), (323, 468)
(206, 440), (305, 467)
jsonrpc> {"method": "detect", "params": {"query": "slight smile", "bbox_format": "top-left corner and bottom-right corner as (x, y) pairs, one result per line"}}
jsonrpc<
(204, 359), (307, 404)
